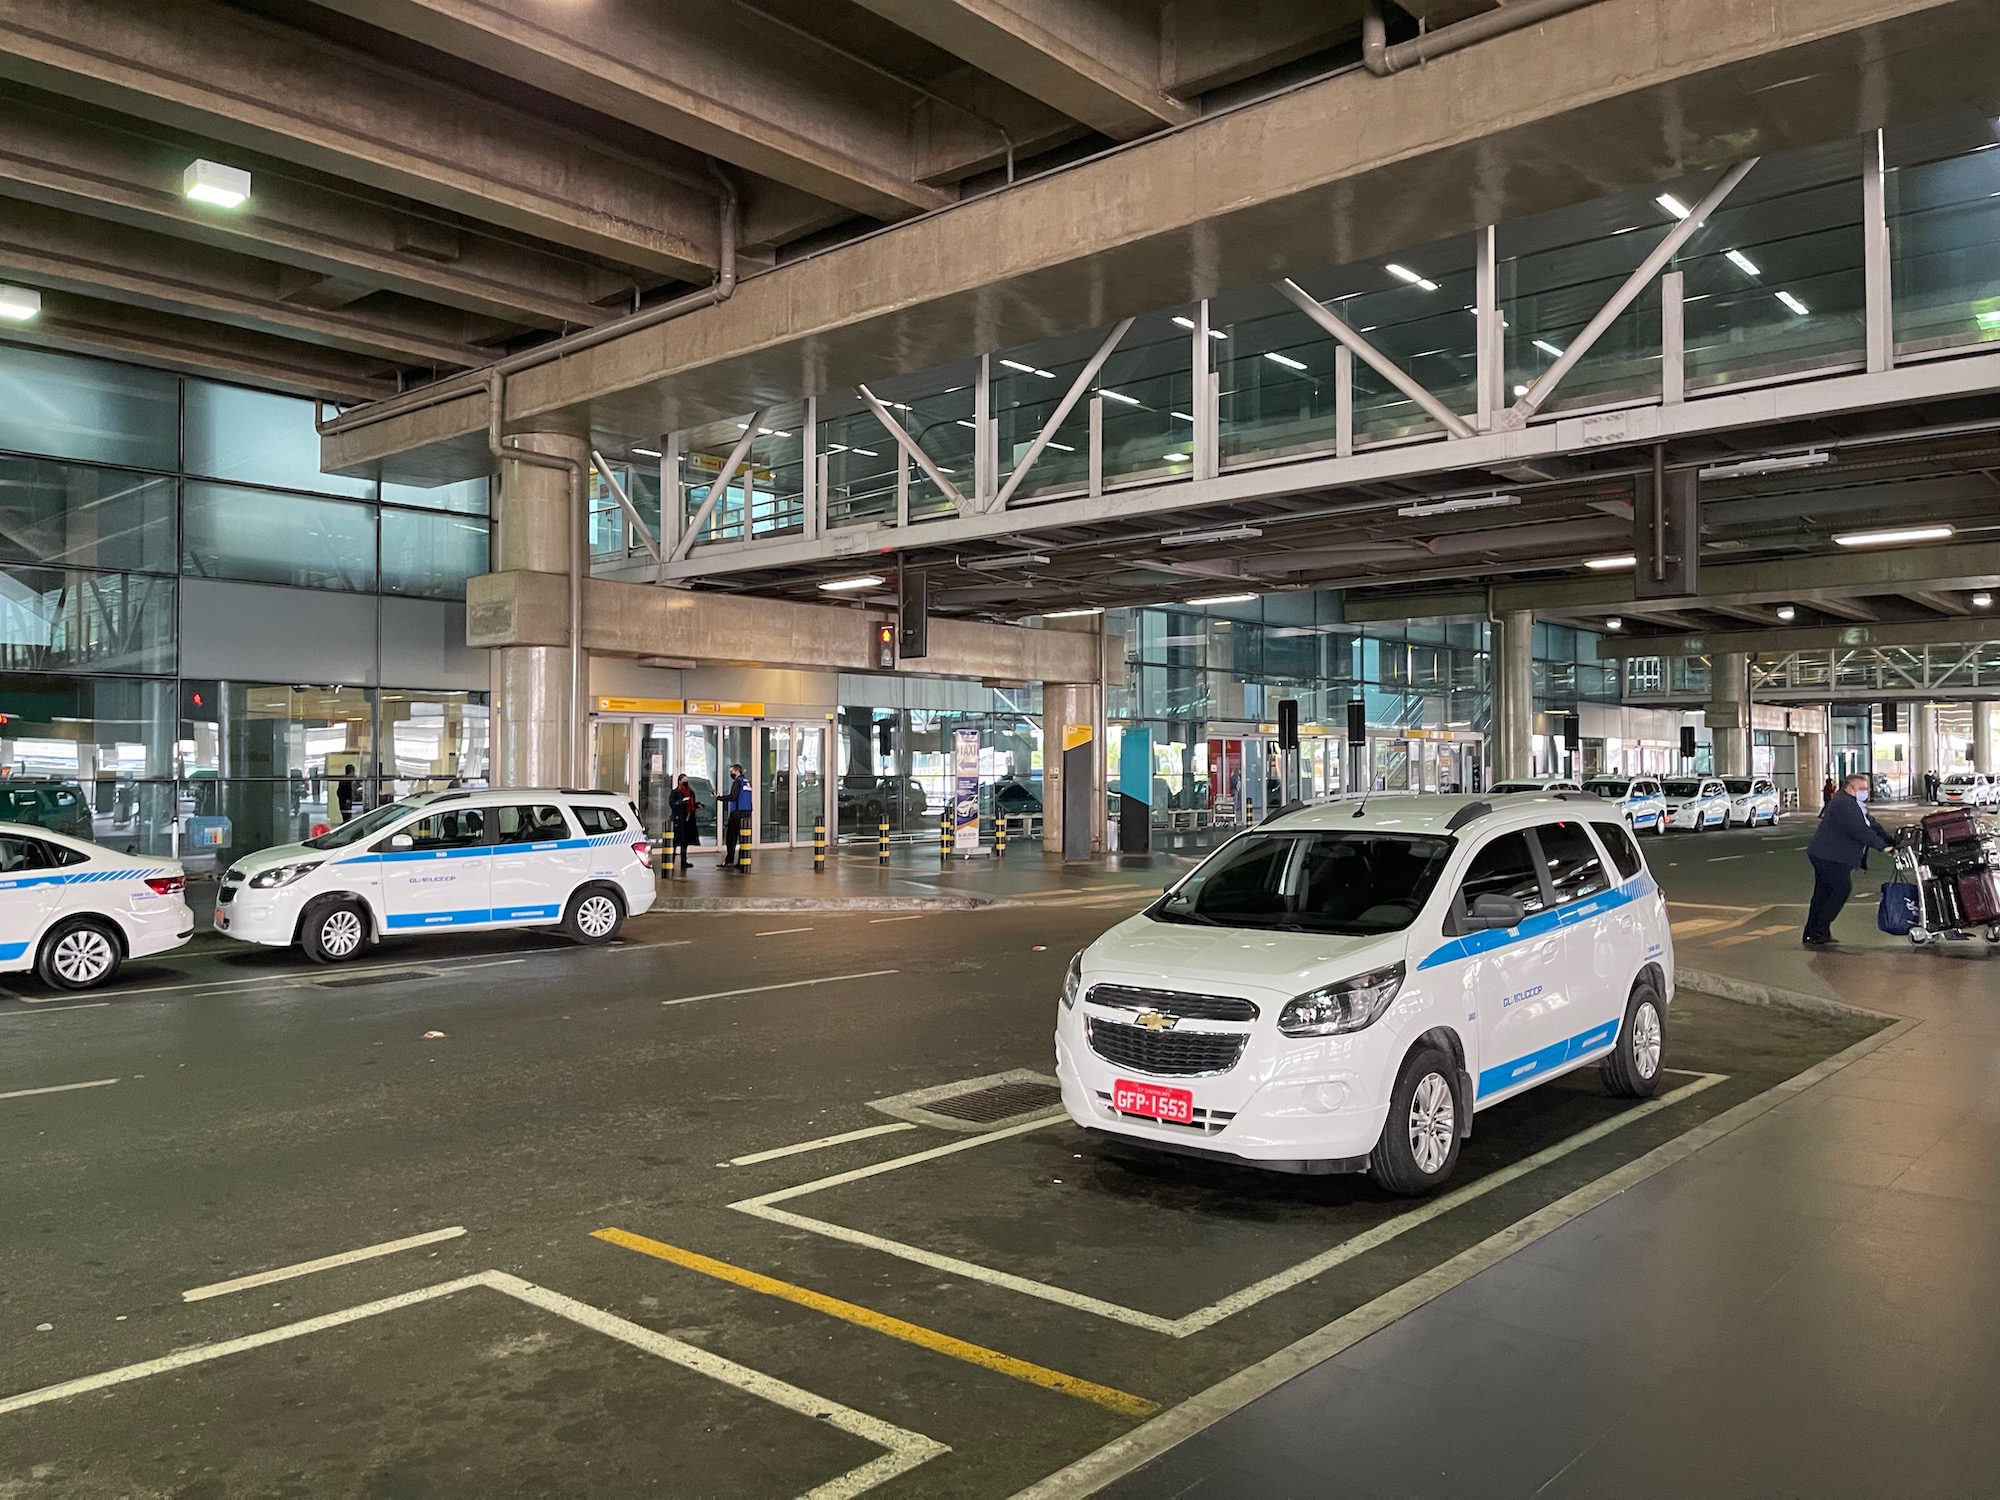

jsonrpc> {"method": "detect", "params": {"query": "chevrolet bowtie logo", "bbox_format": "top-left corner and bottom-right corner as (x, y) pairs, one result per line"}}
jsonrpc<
(1133, 1010), (1178, 1032)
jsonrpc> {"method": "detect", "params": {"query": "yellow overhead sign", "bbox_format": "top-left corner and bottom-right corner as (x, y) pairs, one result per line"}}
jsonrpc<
(687, 701), (765, 718)
(595, 697), (684, 715)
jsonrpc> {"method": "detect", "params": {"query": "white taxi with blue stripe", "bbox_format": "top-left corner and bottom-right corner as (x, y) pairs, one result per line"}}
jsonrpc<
(214, 789), (655, 962)
(0, 822), (191, 989)
(1054, 793), (1672, 1195)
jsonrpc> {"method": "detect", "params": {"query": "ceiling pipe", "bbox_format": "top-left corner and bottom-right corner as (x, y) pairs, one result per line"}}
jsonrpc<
(319, 160), (740, 443)
(1362, 0), (1610, 75)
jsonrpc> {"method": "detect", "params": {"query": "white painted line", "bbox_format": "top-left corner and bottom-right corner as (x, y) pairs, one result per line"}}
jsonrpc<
(662, 970), (899, 1008)
(181, 1226), (468, 1302)
(756, 927), (817, 937)
(736, 1075), (1727, 1338)
(868, 915), (922, 924)
(1708, 855), (1745, 862)
(730, 1122), (919, 1167)
(1009, 1023), (1914, 1500)
(0, 1077), (118, 1102)
(88, 955), (528, 1001)
(600, 939), (694, 953)
(3, 1269), (947, 1499)
(0, 1003), (110, 1018)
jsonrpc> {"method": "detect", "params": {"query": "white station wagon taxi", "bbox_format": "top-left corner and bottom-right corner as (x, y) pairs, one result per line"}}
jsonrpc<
(1582, 776), (1669, 835)
(1662, 777), (1731, 831)
(0, 823), (191, 989)
(214, 789), (655, 961)
(1055, 794), (1672, 1195)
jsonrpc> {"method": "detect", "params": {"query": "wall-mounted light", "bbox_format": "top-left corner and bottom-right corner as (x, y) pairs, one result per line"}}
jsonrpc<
(818, 574), (884, 592)
(183, 158), (251, 208)
(1605, 617), (1624, 631)
(1776, 605), (1797, 622)
(0, 285), (41, 322)
(1974, 592), (1993, 608)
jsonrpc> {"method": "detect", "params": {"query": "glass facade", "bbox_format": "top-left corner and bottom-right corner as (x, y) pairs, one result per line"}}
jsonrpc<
(0, 339), (493, 863)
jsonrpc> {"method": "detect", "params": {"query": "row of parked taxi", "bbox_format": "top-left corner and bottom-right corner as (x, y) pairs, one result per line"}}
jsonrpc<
(1491, 775), (1783, 834)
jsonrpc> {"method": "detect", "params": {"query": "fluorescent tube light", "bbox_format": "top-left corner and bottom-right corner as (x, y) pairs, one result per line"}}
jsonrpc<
(1186, 591), (1259, 606)
(1046, 441), (1075, 452)
(1264, 351), (1308, 371)
(1776, 291), (1810, 316)
(1697, 451), (1829, 480)
(1833, 525), (1954, 547)
(1396, 494), (1521, 518)
(1042, 607), (1104, 619)
(1171, 316), (1227, 339)
(1163, 452), (1190, 462)
(1726, 249), (1761, 276)
(1099, 389), (1140, 406)
(1161, 525), (1262, 548)
(184, 158), (251, 208)
(1532, 340), (1565, 357)
(1171, 411), (1194, 422)
(818, 574), (885, 592)
(1385, 264), (1440, 291)
(0, 285), (41, 322)
(1656, 193), (1691, 219)
(1585, 555), (1638, 571)
(630, 446), (661, 458)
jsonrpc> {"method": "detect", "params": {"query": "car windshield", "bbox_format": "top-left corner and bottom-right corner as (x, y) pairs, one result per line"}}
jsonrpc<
(1722, 778), (1755, 794)
(1150, 830), (1454, 935)
(303, 802), (417, 849)
(1585, 780), (1631, 797)
(1663, 780), (1703, 798)
(1489, 781), (1546, 793)
(1944, 775), (1974, 785)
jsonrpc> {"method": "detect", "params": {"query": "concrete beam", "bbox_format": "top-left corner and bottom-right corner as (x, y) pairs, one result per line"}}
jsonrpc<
(0, 0), (721, 279)
(308, 0), (992, 219)
(5, 288), (397, 402)
(1805, 594), (1881, 623)
(324, 0), (2000, 480)
(1597, 617), (2000, 659)
(851, 0), (1195, 140)
(1903, 589), (1972, 617)
(1161, 0), (1361, 95)
(0, 90), (627, 329)
(467, 570), (1099, 682)
(0, 196), (504, 368)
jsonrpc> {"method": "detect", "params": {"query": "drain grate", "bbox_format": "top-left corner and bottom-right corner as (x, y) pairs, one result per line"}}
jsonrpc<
(925, 1080), (1063, 1124)
(316, 970), (435, 989)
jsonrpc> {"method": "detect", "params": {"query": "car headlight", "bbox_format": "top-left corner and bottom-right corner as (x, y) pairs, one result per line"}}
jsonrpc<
(1278, 962), (1405, 1037)
(1061, 952), (1083, 1009)
(247, 861), (322, 889)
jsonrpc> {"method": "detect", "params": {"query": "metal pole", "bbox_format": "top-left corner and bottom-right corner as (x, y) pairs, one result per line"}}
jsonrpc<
(1660, 270), (1685, 406)
(1862, 129), (1893, 375)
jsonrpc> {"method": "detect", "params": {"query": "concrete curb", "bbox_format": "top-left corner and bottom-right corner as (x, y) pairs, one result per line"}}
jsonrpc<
(1675, 965), (1901, 1024)
(651, 896), (997, 913)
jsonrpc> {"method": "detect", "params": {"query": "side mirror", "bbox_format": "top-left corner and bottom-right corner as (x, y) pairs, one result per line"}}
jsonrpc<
(388, 833), (414, 850)
(1464, 893), (1525, 931)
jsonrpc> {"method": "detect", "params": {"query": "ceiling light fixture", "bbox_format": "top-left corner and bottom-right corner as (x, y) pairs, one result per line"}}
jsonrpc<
(1726, 249), (1761, 276)
(1264, 351), (1308, 371)
(0, 285), (41, 322)
(1697, 450), (1830, 480)
(1585, 554), (1639, 571)
(1974, 592), (1994, 608)
(1396, 493), (1521, 518)
(1042, 607), (1104, 619)
(1385, 263), (1440, 291)
(1163, 452), (1191, 462)
(1605, 616), (1624, 631)
(630, 446), (661, 458)
(1656, 192), (1692, 219)
(1186, 591), (1259, 606)
(1776, 290), (1811, 316)
(818, 574), (885, 592)
(1171, 411), (1194, 422)
(1834, 525), (1954, 547)
(183, 158), (251, 208)
(1161, 524), (1263, 548)
(1171, 316), (1227, 339)
(1776, 605), (1797, 621)
(1532, 339), (1565, 357)
(1046, 440), (1075, 452)
(999, 358), (1056, 378)
(1100, 389), (1140, 406)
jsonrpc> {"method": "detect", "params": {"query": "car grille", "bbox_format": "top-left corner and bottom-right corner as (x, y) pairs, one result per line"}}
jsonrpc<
(1095, 1090), (1237, 1135)
(1087, 1017), (1246, 1077)
(217, 870), (243, 905)
(1085, 984), (1259, 1022)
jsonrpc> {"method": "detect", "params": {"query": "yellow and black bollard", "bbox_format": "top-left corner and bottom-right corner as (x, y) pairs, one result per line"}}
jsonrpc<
(940, 809), (953, 865)
(813, 816), (826, 873)
(660, 826), (676, 877)
(878, 819), (890, 866)
(994, 817), (1007, 859)
(737, 822), (752, 873)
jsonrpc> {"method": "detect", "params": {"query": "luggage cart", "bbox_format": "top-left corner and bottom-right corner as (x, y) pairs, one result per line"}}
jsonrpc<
(1892, 809), (2000, 945)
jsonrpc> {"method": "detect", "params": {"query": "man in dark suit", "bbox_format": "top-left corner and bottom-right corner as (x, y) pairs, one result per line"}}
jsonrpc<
(1803, 772), (1893, 946)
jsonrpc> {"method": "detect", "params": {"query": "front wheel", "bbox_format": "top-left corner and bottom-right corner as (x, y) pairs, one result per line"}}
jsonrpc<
(37, 917), (121, 991)
(1601, 979), (1665, 1098)
(300, 898), (368, 963)
(1368, 1045), (1462, 1197)
(562, 886), (624, 945)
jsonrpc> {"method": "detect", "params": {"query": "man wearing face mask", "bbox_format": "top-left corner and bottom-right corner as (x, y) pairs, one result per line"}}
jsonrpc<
(1803, 771), (1893, 946)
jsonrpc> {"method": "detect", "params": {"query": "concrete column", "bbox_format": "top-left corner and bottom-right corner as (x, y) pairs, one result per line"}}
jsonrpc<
(1707, 652), (1750, 777)
(1972, 701), (1995, 775)
(491, 431), (587, 788)
(1494, 611), (1533, 782)
(1913, 702), (1936, 798)
(1798, 731), (1826, 812)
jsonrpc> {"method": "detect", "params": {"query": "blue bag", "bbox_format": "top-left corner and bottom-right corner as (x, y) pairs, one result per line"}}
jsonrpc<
(1877, 881), (1918, 936)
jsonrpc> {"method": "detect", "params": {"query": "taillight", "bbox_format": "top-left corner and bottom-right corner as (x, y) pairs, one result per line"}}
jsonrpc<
(632, 841), (651, 859)
(146, 875), (185, 896)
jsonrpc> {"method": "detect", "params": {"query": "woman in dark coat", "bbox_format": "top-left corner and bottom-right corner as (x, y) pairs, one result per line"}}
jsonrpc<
(668, 773), (699, 869)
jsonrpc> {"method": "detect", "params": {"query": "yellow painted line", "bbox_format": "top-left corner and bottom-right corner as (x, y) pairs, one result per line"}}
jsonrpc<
(592, 1227), (1158, 1419)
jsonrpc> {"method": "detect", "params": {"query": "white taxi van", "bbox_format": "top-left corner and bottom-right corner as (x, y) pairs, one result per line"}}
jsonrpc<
(0, 822), (191, 989)
(1055, 793), (1671, 1195)
(214, 789), (655, 961)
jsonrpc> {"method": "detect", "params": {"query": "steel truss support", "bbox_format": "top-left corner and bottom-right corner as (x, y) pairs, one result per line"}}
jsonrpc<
(590, 450), (662, 563)
(1276, 279), (1477, 439)
(671, 409), (767, 561)
(994, 317), (1134, 509)
(857, 385), (968, 513)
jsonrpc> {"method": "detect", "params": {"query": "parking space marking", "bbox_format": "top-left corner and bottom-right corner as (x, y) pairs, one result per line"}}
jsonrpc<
(182, 1226), (468, 1302)
(868, 916), (922, 925)
(0, 1077), (118, 1102)
(1, 1269), (947, 1499)
(735, 1075), (1726, 1338)
(730, 1122), (918, 1167)
(595, 1228), (1158, 1418)
(86, 955), (529, 1002)
(0, 1002), (110, 1017)
(756, 927), (817, 936)
(662, 970), (899, 1008)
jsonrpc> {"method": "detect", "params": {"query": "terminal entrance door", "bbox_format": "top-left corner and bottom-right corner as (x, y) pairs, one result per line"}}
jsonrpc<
(589, 715), (828, 852)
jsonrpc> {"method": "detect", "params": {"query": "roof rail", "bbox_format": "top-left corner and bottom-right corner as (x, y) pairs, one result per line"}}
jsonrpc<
(1260, 799), (1310, 826)
(1444, 800), (1493, 831)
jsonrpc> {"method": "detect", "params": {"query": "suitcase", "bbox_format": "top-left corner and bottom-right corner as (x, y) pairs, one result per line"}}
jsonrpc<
(1924, 876), (1964, 929)
(1922, 808), (1983, 848)
(1957, 869), (2000, 925)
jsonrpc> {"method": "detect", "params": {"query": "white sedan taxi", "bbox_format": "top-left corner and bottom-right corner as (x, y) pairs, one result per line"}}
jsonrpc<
(0, 822), (191, 989)
(1662, 777), (1731, 830)
(1720, 777), (1781, 828)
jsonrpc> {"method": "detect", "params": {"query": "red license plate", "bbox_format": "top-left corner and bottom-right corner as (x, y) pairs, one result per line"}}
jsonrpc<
(1112, 1078), (1194, 1124)
(213, 909), (228, 930)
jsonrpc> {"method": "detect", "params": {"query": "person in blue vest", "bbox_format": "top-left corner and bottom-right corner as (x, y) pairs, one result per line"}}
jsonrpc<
(723, 763), (751, 869)
(1803, 771), (1892, 946)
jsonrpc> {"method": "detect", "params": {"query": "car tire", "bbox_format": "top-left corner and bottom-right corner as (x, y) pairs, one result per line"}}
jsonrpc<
(561, 885), (625, 945)
(1601, 979), (1666, 1099)
(37, 917), (122, 991)
(300, 897), (369, 964)
(1367, 1045), (1463, 1197)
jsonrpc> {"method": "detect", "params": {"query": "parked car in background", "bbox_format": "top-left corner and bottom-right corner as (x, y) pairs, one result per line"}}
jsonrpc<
(1583, 776), (1669, 834)
(0, 780), (94, 842)
(1488, 777), (1582, 794)
(1720, 776), (1782, 828)
(986, 779), (1043, 817)
(1939, 772), (1998, 808)
(1662, 777), (1731, 830)
(0, 823), (191, 989)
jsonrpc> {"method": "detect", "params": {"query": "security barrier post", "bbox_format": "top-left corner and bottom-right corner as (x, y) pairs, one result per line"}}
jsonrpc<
(994, 818), (1007, 859)
(737, 820), (752, 873)
(660, 825), (675, 877)
(940, 809), (953, 865)
(813, 816), (826, 873)
(878, 819), (890, 866)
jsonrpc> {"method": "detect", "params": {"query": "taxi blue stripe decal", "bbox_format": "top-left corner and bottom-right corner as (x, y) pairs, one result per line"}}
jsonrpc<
(384, 907), (494, 929)
(0, 868), (174, 891)
(0, 941), (25, 961)
(1478, 1017), (1622, 1098)
(1417, 874), (1655, 971)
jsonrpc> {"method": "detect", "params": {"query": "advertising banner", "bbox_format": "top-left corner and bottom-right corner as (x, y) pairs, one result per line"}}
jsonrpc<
(953, 727), (981, 855)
